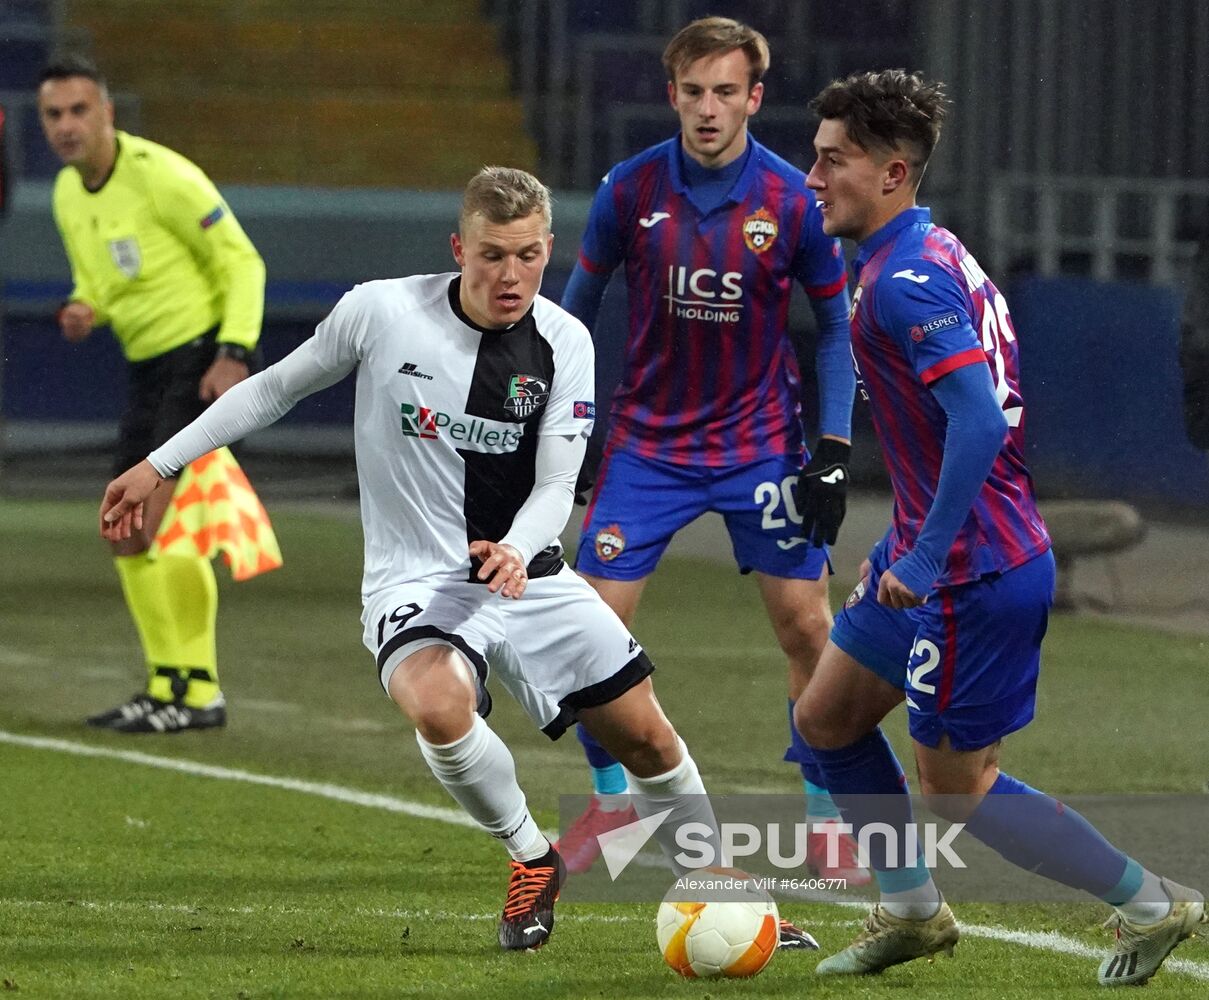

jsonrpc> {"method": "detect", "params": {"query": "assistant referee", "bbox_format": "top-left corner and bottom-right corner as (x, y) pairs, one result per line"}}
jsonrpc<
(38, 53), (266, 732)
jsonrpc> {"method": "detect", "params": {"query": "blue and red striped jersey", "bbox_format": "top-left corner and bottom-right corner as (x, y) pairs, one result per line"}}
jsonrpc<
(852, 207), (1050, 586)
(579, 137), (846, 466)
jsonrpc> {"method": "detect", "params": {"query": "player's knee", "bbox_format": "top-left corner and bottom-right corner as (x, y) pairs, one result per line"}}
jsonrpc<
(610, 717), (681, 778)
(793, 690), (852, 750)
(772, 603), (832, 665)
(388, 655), (476, 740)
(916, 765), (990, 819)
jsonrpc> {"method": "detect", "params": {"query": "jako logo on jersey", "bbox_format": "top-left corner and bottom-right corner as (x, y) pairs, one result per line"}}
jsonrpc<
(909, 312), (961, 342)
(663, 266), (743, 323)
(595, 524), (626, 562)
(742, 207), (778, 253)
(639, 211), (671, 228)
(400, 403), (524, 451)
(504, 374), (550, 419)
(573, 401), (596, 419)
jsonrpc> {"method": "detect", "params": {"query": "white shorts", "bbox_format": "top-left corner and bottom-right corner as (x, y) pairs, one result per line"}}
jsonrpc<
(361, 565), (653, 738)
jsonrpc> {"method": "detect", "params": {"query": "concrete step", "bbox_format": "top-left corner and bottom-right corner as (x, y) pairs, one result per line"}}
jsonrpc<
(76, 15), (510, 95)
(69, 0), (483, 26)
(142, 93), (535, 187)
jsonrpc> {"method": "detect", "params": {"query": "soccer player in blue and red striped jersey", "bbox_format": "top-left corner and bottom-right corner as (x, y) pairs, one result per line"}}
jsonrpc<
(794, 69), (1204, 984)
(558, 16), (868, 900)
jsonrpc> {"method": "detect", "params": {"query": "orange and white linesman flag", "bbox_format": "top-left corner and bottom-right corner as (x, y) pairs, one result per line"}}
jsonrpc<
(151, 447), (283, 581)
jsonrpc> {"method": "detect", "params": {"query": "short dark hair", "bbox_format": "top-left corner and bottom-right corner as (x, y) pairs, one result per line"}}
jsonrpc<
(811, 70), (948, 182)
(40, 53), (108, 93)
(662, 17), (770, 89)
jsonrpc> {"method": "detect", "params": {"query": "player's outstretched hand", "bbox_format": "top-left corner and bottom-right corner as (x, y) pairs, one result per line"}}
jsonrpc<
(100, 460), (163, 542)
(876, 566), (925, 609)
(469, 540), (528, 599)
(798, 438), (850, 547)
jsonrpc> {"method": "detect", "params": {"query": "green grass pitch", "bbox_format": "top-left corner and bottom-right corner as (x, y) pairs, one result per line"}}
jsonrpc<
(1, 500), (1206, 998)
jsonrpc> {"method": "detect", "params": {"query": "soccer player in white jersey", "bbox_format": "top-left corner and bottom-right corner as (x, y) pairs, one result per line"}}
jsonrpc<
(98, 167), (738, 952)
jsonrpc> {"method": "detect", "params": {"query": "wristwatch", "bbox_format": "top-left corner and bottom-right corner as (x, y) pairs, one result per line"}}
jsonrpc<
(216, 343), (251, 363)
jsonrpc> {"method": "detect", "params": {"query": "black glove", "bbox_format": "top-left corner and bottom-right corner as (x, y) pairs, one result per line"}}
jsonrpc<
(797, 438), (850, 546)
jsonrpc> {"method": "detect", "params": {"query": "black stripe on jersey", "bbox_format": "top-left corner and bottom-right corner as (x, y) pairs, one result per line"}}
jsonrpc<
(376, 624), (493, 719)
(448, 278), (561, 582)
(538, 651), (656, 741)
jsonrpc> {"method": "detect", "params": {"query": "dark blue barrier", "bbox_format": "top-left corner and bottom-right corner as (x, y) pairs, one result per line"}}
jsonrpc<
(1, 267), (630, 441)
(9, 271), (1202, 511)
(1010, 276), (1209, 507)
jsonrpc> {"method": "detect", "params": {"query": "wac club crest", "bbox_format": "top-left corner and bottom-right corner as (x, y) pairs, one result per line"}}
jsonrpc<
(742, 207), (778, 253)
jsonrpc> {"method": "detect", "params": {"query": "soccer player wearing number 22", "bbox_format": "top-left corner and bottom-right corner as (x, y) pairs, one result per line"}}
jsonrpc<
(793, 70), (1205, 986)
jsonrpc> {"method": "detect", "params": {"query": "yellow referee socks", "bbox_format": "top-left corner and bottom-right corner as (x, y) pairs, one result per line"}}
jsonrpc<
(113, 553), (220, 708)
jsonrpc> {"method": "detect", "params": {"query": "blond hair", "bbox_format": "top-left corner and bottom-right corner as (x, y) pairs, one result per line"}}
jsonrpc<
(459, 166), (552, 232)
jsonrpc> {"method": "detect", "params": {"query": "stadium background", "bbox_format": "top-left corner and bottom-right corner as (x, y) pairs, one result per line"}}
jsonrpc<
(2, 0), (1208, 514)
(2, 3), (1209, 997)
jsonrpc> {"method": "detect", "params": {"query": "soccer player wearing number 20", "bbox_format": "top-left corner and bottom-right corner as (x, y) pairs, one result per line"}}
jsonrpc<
(99, 168), (726, 952)
(793, 70), (1205, 985)
(559, 17), (868, 897)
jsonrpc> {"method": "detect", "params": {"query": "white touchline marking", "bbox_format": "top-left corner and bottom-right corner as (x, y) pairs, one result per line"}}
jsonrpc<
(0, 729), (477, 830)
(0, 646), (54, 668)
(236, 698), (304, 714)
(2, 728), (1206, 982)
(3, 899), (655, 924)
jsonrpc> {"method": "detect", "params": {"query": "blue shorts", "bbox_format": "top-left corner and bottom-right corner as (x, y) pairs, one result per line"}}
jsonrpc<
(831, 545), (1056, 751)
(575, 450), (829, 581)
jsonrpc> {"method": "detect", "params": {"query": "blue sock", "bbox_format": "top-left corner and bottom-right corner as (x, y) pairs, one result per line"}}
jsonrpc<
(804, 779), (842, 819)
(576, 723), (627, 796)
(810, 729), (931, 892)
(963, 772), (1140, 903)
(787, 699), (842, 819)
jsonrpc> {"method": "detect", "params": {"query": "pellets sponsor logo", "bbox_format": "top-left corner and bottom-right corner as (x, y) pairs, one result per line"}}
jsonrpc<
(400, 403), (524, 452)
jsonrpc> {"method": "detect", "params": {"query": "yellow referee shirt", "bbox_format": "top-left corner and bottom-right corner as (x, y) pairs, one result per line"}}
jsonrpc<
(52, 130), (265, 362)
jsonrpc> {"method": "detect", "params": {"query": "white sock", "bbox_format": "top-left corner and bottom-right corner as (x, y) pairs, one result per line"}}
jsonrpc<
(416, 715), (547, 862)
(597, 791), (632, 812)
(1117, 870), (1173, 925)
(880, 879), (943, 921)
(624, 738), (720, 874)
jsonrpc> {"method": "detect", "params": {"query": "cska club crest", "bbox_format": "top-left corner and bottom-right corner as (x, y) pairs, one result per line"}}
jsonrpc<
(742, 207), (778, 253)
(595, 524), (626, 562)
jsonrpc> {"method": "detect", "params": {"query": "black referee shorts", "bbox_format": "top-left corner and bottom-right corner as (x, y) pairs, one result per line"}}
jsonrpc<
(113, 328), (230, 476)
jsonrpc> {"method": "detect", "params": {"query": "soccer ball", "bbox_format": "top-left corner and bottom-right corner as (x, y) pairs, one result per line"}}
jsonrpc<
(656, 869), (779, 979)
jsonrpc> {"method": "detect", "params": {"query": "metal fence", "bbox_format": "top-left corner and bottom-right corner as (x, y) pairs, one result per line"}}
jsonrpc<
(989, 174), (1209, 287)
